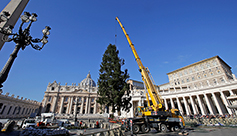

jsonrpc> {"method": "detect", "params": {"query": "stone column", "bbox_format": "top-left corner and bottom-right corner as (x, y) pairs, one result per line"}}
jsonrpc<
(52, 96), (57, 113)
(74, 97), (78, 115)
(68, 97), (73, 114)
(183, 96), (190, 115)
(80, 97), (84, 114)
(229, 90), (234, 96)
(212, 92), (223, 115)
(59, 96), (65, 114)
(1, 104), (8, 116)
(66, 97), (70, 114)
(93, 98), (97, 114)
(189, 95), (198, 115)
(220, 91), (233, 115)
(176, 97), (184, 115)
(85, 97), (89, 114)
(204, 93), (214, 115)
(196, 95), (205, 115)
(88, 97), (91, 114)
(164, 98), (168, 110)
(170, 98), (175, 109)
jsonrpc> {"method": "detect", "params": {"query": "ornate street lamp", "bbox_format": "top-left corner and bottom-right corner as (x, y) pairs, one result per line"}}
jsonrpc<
(73, 99), (79, 127)
(0, 11), (51, 88)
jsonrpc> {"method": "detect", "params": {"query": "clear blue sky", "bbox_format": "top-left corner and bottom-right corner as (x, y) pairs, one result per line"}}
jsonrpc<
(0, 0), (237, 102)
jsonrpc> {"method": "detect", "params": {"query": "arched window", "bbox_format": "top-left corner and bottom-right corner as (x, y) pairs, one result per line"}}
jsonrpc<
(45, 104), (51, 113)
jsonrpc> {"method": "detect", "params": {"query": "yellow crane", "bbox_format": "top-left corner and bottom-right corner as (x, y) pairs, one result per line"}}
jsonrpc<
(116, 17), (164, 113)
(116, 17), (185, 134)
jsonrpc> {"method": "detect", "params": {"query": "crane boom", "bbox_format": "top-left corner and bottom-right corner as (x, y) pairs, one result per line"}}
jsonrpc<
(115, 17), (164, 111)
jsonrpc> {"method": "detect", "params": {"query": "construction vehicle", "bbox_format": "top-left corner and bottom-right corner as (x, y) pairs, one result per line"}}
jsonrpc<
(116, 17), (185, 134)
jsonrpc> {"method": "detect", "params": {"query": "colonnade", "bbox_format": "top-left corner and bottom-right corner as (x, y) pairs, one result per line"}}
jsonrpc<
(0, 103), (38, 118)
(44, 96), (98, 115)
(162, 89), (235, 116)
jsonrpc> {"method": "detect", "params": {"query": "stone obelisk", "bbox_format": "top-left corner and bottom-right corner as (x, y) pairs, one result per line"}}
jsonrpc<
(0, 0), (29, 50)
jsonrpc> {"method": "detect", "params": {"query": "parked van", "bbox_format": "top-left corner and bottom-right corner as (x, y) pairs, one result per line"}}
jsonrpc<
(21, 119), (36, 129)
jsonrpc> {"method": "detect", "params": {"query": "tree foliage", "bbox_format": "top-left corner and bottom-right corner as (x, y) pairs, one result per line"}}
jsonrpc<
(97, 44), (132, 114)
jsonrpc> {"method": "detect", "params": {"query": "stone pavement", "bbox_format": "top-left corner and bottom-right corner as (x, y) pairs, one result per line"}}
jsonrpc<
(131, 127), (237, 136)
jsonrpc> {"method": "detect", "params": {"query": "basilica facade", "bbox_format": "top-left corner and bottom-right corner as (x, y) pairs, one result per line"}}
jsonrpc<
(41, 73), (99, 115)
(41, 56), (237, 118)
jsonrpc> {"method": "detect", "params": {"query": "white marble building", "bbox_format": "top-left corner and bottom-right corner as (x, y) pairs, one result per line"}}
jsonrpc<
(0, 90), (40, 118)
(119, 56), (237, 118)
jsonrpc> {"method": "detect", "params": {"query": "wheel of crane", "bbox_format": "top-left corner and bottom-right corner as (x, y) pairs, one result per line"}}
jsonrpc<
(141, 124), (150, 133)
(160, 124), (168, 133)
(173, 125), (180, 132)
(132, 124), (140, 134)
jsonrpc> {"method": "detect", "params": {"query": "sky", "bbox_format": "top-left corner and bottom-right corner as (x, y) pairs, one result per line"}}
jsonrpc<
(0, 0), (237, 102)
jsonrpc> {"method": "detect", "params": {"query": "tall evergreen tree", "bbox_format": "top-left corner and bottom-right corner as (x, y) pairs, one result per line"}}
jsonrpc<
(97, 44), (132, 115)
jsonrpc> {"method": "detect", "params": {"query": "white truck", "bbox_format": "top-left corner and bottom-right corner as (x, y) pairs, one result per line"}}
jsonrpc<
(17, 118), (36, 129)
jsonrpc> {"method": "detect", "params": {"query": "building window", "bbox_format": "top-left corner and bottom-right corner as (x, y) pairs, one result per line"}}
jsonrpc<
(213, 79), (217, 84)
(192, 77), (195, 81)
(63, 107), (66, 114)
(91, 98), (94, 102)
(84, 98), (87, 103)
(217, 70), (221, 74)
(65, 97), (68, 102)
(48, 96), (51, 102)
(90, 108), (94, 114)
(189, 68), (192, 73)
(187, 78), (190, 82)
(198, 76), (201, 79)
(182, 80), (184, 84)
(51, 87), (55, 90)
(211, 72), (214, 76)
(78, 97), (82, 102)
(213, 60), (217, 66)
(184, 70), (188, 75)
(220, 78), (225, 83)
(200, 64), (204, 70)
(195, 66), (198, 71)
(206, 62), (210, 68)
(204, 74), (207, 78)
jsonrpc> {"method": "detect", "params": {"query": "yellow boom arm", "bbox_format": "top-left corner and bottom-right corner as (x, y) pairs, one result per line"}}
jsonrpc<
(116, 17), (164, 111)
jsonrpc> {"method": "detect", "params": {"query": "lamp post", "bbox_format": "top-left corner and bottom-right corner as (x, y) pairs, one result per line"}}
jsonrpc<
(0, 11), (51, 88)
(73, 98), (79, 127)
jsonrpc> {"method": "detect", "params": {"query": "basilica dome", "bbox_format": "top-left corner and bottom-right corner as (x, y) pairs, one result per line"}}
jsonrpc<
(80, 72), (96, 87)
